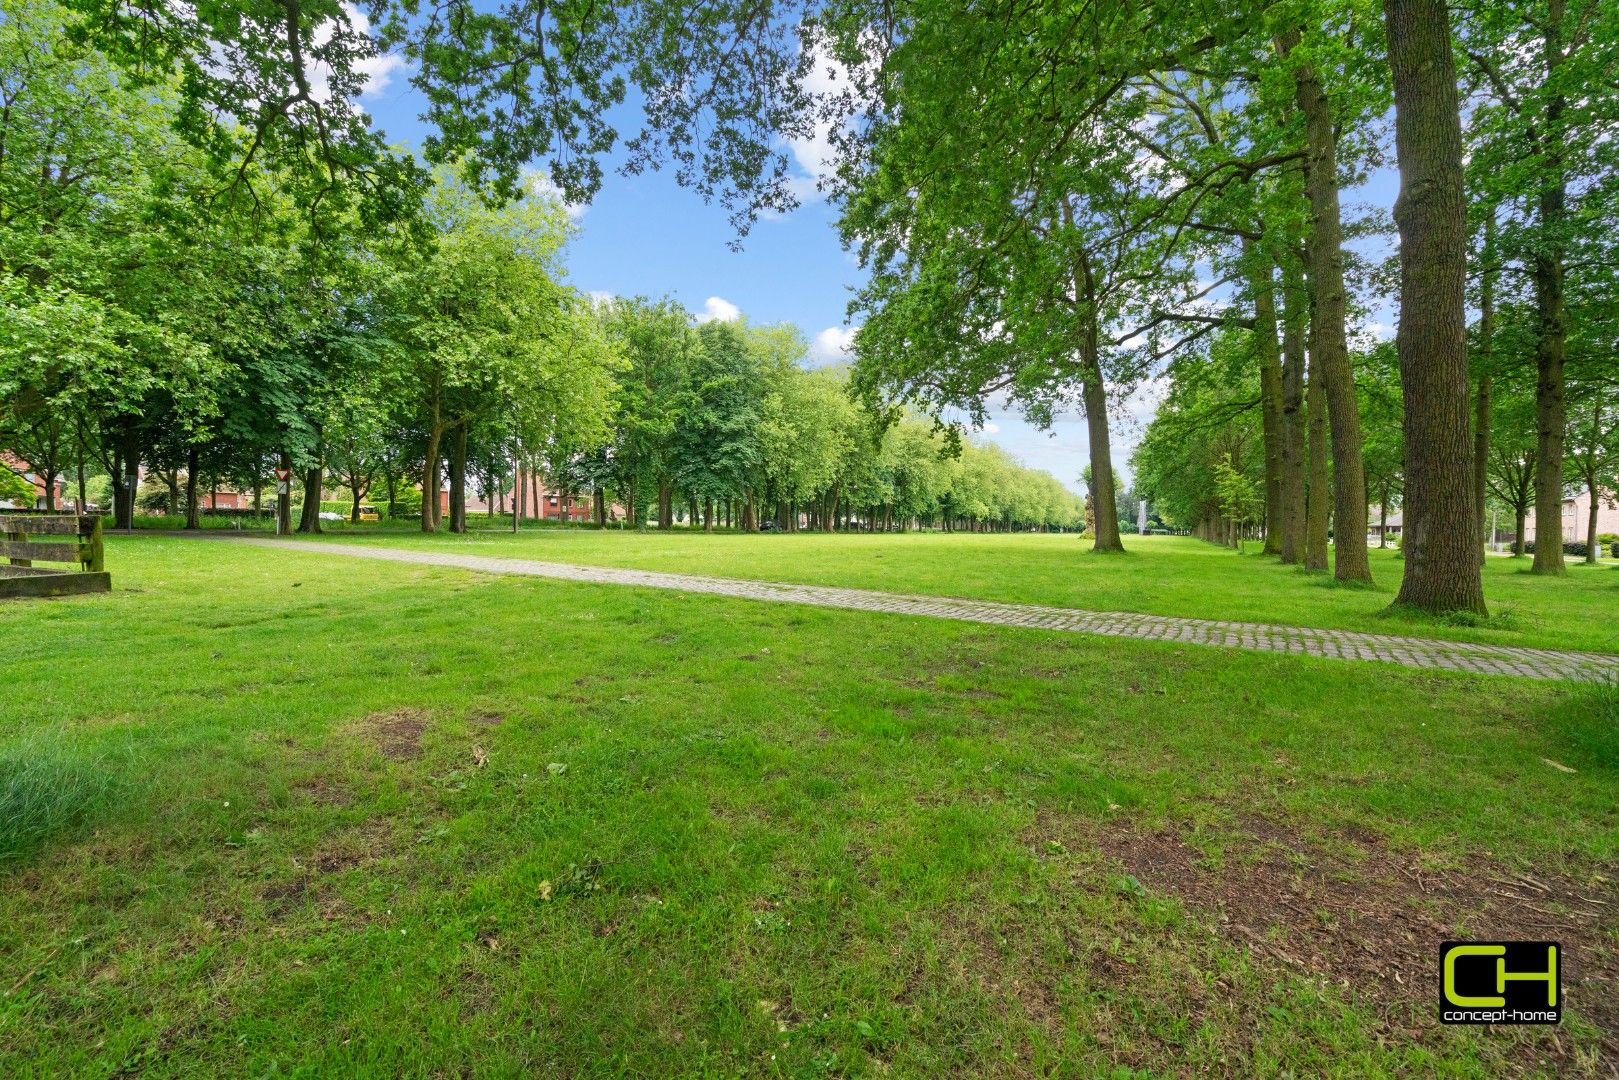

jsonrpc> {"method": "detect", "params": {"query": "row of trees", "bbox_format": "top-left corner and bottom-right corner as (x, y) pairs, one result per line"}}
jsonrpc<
(0, 0), (621, 534)
(0, 0), (1080, 538)
(1133, 327), (1619, 564)
(7, 0), (1613, 610)
(578, 300), (1082, 532)
(800, 0), (1616, 614)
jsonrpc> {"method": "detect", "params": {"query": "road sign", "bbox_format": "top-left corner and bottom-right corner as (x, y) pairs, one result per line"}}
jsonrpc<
(274, 467), (291, 481)
(276, 481), (290, 496)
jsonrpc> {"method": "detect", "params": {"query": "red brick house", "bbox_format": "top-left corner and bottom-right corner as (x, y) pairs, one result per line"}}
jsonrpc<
(1, 453), (63, 509)
(449, 470), (596, 522)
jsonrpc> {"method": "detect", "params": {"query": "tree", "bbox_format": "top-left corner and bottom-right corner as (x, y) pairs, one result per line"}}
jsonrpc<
(1461, 0), (1619, 574)
(1382, 0), (1484, 612)
(381, 168), (575, 532)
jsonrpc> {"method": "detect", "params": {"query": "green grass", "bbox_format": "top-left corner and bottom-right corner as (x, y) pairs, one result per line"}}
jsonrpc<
(308, 527), (1619, 654)
(0, 537), (1615, 1075)
(0, 738), (115, 862)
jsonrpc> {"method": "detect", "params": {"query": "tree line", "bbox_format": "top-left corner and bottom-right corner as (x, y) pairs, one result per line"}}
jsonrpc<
(805, 0), (1617, 615)
(4, 0), (1616, 613)
(1133, 311), (1617, 564)
(0, 0), (1080, 538)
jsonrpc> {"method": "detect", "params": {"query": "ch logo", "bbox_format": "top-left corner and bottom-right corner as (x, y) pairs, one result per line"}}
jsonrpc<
(1439, 941), (1560, 1024)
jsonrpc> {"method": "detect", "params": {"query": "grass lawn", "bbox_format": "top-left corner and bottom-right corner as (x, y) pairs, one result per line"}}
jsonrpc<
(1, 537), (1616, 1076)
(306, 526), (1619, 655)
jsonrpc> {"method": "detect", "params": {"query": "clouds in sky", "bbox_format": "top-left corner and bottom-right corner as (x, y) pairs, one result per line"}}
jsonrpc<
(695, 296), (742, 323)
(809, 325), (858, 364)
(523, 170), (588, 219)
(308, 4), (406, 107)
(345, 5), (406, 98)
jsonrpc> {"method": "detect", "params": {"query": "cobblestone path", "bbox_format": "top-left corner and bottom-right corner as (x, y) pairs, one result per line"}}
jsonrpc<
(237, 538), (1619, 683)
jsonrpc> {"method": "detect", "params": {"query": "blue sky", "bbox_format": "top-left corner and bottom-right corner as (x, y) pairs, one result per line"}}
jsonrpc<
(353, 29), (1400, 497)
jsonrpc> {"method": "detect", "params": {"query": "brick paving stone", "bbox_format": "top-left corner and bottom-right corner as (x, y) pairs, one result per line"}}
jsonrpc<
(235, 538), (1619, 684)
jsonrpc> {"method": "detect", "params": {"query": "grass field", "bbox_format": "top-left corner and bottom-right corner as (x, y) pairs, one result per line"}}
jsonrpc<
(304, 527), (1619, 655)
(1, 536), (1616, 1076)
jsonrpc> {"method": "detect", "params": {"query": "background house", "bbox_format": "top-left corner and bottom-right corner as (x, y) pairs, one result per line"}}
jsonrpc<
(1521, 490), (1619, 545)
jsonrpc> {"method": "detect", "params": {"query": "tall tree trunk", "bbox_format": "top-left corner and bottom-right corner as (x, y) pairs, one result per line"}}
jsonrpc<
(1076, 254), (1123, 554)
(1246, 243), (1286, 556)
(1384, 0), (1485, 614)
(1474, 212), (1497, 563)
(1305, 346), (1331, 571)
(420, 423), (443, 533)
(1280, 31), (1372, 584)
(448, 426), (468, 533)
(110, 446), (129, 529)
(594, 488), (606, 527)
(297, 463), (322, 533)
(1531, 0), (1568, 575)
(1587, 471), (1601, 565)
(184, 445), (201, 530)
(1278, 262), (1308, 563)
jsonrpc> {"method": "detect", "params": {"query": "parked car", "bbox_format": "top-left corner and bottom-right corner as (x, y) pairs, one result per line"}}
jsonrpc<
(357, 505), (380, 523)
(758, 519), (780, 532)
(319, 511), (345, 522)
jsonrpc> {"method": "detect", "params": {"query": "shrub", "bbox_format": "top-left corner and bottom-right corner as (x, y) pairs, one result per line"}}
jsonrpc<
(1520, 540), (1592, 557)
(0, 741), (114, 864)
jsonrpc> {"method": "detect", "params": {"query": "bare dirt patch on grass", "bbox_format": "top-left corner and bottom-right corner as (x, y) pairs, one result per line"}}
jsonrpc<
(1079, 815), (1619, 1063)
(355, 708), (430, 761)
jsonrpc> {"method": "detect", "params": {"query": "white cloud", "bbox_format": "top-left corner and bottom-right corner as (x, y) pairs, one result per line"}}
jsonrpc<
(523, 169), (588, 219)
(1365, 320), (1395, 341)
(345, 5), (406, 98)
(586, 290), (614, 306)
(307, 4), (406, 107)
(809, 325), (857, 364)
(781, 46), (848, 204)
(695, 296), (742, 324)
(977, 422), (1001, 434)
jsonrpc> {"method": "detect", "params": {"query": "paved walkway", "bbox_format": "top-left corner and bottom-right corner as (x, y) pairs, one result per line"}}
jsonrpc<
(235, 538), (1619, 683)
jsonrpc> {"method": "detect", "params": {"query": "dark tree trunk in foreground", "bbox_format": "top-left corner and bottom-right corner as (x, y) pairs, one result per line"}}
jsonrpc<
(1278, 263), (1308, 563)
(1474, 216), (1496, 563)
(1385, 0), (1485, 614)
(421, 423), (443, 534)
(1304, 344), (1331, 572)
(448, 426), (467, 533)
(1075, 254), (1123, 553)
(1531, 1), (1569, 576)
(297, 464), (322, 533)
(1280, 31), (1372, 584)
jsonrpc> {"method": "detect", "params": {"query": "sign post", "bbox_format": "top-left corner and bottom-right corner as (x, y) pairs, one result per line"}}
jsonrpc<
(274, 468), (291, 535)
